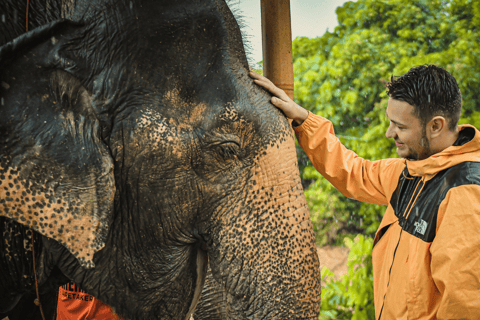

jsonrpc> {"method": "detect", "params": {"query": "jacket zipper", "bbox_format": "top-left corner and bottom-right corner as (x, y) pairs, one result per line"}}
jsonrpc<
(378, 229), (403, 320)
(378, 177), (424, 320)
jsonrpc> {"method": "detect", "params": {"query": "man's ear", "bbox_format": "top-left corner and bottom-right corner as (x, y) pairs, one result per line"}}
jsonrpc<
(0, 20), (114, 269)
(428, 116), (448, 139)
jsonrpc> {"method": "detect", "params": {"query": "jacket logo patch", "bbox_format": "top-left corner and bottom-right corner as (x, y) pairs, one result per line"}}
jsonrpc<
(414, 219), (428, 235)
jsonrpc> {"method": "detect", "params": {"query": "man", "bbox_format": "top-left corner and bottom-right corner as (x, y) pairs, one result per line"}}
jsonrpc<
(250, 65), (480, 319)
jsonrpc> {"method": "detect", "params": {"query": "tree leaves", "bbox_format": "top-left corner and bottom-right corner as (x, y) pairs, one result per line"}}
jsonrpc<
(320, 235), (375, 319)
(292, 1), (480, 317)
(293, 0), (480, 247)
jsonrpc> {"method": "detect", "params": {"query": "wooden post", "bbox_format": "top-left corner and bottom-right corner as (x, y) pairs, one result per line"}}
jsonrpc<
(260, 0), (294, 99)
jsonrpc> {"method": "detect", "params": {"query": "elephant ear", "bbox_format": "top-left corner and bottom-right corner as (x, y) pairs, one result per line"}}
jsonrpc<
(0, 20), (115, 268)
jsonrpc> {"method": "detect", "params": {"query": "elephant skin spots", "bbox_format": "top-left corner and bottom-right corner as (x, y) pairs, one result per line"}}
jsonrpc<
(219, 105), (246, 124)
(0, 163), (111, 268)
(164, 89), (182, 106)
(134, 89), (209, 154)
(135, 109), (176, 150)
(134, 110), (192, 161)
(212, 136), (321, 317)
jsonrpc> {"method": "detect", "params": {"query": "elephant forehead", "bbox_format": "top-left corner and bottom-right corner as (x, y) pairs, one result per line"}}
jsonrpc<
(134, 97), (250, 142)
(133, 108), (183, 159)
(162, 89), (214, 130)
(136, 109), (176, 138)
(218, 104), (247, 124)
(136, 90), (208, 130)
(0, 163), (113, 268)
(160, 89), (251, 126)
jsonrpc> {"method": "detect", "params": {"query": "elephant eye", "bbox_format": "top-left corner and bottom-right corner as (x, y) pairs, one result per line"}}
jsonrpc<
(192, 141), (243, 183)
(214, 142), (240, 161)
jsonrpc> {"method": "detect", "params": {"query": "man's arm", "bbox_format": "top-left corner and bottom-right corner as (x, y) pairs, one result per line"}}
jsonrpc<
(430, 185), (480, 319)
(250, 71), (404, 205)
(295, 112), (403, 204)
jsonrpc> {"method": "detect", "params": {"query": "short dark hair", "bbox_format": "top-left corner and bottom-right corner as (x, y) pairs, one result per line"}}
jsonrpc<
(386, 65), (462, 131)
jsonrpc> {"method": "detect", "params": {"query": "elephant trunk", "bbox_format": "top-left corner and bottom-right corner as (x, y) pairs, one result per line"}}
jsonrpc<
(207, 130), (321, 319)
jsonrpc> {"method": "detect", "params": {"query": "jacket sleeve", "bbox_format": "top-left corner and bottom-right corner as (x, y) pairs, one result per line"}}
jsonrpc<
(430, 184), (480, 319)
(294, 112), (404, 205)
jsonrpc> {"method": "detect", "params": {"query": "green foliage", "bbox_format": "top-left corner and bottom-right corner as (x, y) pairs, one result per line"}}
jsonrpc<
(320, 235), (374, 320)
(293, 0), (480, 246)
(251, 61), (263, 75)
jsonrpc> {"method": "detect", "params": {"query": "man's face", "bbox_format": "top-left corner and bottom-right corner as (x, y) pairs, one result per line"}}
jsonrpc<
(385, 98), (432, 160)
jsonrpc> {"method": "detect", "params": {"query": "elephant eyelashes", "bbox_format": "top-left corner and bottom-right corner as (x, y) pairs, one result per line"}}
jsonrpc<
(214, 142), (240, 161)
(193, 141), (243, 183)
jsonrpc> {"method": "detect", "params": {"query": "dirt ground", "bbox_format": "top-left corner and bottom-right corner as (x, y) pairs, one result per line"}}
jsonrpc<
(317, 245), (350, 286)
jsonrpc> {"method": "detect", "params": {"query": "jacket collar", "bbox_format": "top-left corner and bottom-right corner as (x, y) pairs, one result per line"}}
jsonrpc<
(406, 124), (480, 178)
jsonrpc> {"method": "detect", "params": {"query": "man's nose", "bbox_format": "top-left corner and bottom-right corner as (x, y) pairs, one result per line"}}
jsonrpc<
(385, 123), (395, 139)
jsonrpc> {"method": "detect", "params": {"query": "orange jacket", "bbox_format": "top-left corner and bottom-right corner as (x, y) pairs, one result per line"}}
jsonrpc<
(295, 112), (480, 320)
(57, 283), (125, 320)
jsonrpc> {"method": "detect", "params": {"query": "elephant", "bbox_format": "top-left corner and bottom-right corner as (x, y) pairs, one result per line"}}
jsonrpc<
(0, 0), (322, 319)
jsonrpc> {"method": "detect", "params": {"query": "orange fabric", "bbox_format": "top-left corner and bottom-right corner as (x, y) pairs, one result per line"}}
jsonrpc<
(431, 186), (480, 319)
(295, 112), (480, 320)
(57, 283), (124, 320)
(295, 113), (405, 205)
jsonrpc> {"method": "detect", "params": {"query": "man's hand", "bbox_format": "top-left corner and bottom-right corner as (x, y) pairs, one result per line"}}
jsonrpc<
(249, 71), (309, 126)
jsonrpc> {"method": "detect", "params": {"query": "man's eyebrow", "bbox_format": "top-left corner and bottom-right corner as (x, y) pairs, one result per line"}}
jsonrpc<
(385, 110), (406, 127)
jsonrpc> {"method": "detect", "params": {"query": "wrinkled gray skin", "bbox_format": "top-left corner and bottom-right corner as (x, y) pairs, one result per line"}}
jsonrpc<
(0, 0), (321, 319)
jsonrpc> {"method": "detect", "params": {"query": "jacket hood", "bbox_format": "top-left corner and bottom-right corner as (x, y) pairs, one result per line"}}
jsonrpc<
(407, 124), (480, 178)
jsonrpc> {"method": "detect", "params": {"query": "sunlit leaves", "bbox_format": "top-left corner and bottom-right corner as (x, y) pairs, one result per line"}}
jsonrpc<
(292, 2), (480, 318)
(320, 235), (375, 319)
(293, 0), (480, 250)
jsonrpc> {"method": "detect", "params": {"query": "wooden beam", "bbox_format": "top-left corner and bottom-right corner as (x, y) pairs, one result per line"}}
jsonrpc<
(261, 0), (294, 99)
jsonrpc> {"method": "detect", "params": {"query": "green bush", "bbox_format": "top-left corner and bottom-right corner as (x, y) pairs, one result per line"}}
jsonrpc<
(294, 0), (480, 246)
(290, 0), (480, 318)
(320, 235), (375, 320)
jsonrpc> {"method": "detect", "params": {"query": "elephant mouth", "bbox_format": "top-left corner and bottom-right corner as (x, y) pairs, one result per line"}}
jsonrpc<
(184, 244), (208, 320)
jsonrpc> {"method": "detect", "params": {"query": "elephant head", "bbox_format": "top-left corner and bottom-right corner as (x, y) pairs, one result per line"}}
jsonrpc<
(0, 0), (321, 319)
